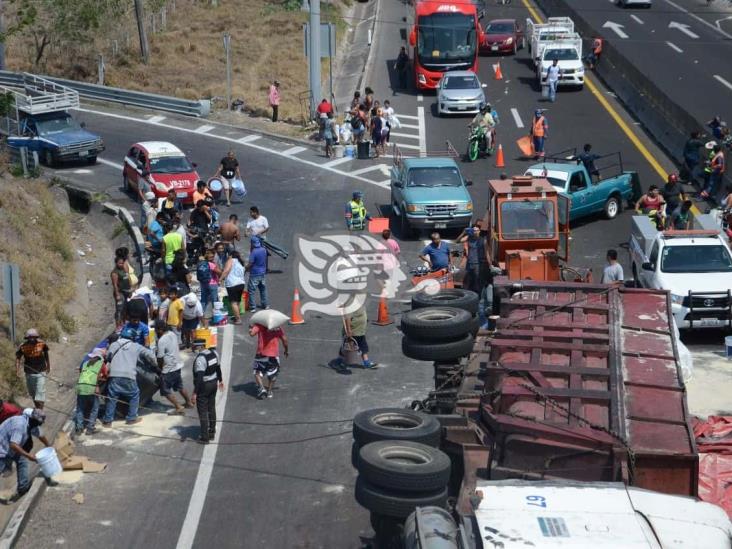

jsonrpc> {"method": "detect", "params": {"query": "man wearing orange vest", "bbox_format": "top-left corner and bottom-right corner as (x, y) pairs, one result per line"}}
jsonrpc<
(530, 110), (548, 159)
(701, 144), (726, 200)
(588, 38), (602, 69)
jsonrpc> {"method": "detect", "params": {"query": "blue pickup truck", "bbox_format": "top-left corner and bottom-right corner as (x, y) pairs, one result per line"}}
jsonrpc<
(390, 145), (473, 237)
(524, 156), (640, 221)
(1, 74), (104, 167)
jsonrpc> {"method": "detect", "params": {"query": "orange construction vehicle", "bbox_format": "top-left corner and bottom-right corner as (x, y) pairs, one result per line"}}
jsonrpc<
(480, 175), (591, 282)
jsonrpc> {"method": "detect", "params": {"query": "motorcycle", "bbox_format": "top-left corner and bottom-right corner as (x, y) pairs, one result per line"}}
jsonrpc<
(466, 124), (496, 162)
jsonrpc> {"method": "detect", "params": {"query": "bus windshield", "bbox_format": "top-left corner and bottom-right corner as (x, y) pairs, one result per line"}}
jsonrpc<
(417, 13), (477, 68)
(500, 200), (556, 240)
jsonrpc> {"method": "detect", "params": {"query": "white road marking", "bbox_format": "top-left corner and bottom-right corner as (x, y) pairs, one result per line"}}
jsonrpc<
(602, 21), (629, 39)
(668, 21), (699, 39)
(176, 324), (233, 549)
(148, 115), (166, 123)
(666, 41), (684, 53)
(97, 157), (123, 170)
(72, 169), (93, 174)
(398, 114), (419, 120)
(282, 145), (307, 156)
(194, 124), (215, 134)
(713, 74), (732, 92)
(661, 0), (732, 40)
(351, 164), (390, 176)
(322, 156), (353, 168)
(395, 142), (422, 151)
(75, 107), (392, 189)
(237, 135), (261, 143)
(389, 132), (419, 140)
(398, 123), (420, 129)
(510, 108), (524, 129)
(417, 106), (426, 154)
(630, 15), (644, 25)
(417, 94), (424, 102)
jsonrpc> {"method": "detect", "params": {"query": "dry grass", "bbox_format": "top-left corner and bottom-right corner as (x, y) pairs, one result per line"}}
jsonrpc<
(6, 0), (348, 125)
(0, 177), (76, 394)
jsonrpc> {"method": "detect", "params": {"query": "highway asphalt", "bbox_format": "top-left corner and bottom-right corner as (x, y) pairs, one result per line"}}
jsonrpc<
(15, 0), (728, 547)
(562, 0), (732, 133)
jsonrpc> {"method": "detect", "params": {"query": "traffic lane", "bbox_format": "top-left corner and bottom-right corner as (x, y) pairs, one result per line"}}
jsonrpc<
(659, 0), (732, 36)
(565, 0), (732, 121)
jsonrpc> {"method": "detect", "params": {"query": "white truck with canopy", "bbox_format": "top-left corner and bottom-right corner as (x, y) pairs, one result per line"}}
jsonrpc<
(536, 33), (584, 88)
(629, 213), (732, 330)
(526, 16), (575, 63)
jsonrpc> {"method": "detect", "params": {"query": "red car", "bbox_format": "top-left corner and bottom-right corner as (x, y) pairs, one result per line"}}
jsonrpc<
(123, 141), (200, 204)
(480, 19), (525, 55)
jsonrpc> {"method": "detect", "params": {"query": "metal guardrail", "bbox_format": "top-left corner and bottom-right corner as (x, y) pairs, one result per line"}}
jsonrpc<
(0, 70), (210, 117)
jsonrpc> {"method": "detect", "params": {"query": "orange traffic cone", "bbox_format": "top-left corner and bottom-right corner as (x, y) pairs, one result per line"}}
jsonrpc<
(241, 290), (249, 313)
(494, 62), (503, 81)
(373, 295), (393, 326)
(495, 144), (505, 168)
(289, 288), (305, 325)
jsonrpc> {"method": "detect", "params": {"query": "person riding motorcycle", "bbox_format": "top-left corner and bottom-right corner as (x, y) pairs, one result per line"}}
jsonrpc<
(469, 104), (496, 153)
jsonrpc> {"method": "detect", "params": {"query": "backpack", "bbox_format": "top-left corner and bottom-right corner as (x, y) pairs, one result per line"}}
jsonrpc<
(196, 260), (212, 285)
(350, 116), (362, 130)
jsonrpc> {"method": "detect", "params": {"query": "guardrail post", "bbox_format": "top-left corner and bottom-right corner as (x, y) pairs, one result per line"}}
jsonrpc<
(19, 147), (28, 177)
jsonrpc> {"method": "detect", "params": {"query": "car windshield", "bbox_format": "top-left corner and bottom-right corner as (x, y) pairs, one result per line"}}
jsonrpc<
(407, 167), (463, 187)
(35, 116), (81, 136)
(660, 245), (732, 273)
(500, 200), (556, 240)
(443, 75), (479, 89)
(149, 155), (193, 174)
(417, 13), (477, 65)
(544, 48), (579, 61)
(486, 22), (513, 34)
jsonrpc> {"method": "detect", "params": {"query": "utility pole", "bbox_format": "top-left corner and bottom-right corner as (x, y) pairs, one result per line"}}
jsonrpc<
(0, 0), (6, 71)
(308, 0), (321, 119)
(223, 33), (232, 111)
(134, 0), (150, 64)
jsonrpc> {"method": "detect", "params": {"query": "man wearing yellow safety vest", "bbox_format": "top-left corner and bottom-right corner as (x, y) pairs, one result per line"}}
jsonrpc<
(345, 191), (372, 231)
(530, 109), (548, 160)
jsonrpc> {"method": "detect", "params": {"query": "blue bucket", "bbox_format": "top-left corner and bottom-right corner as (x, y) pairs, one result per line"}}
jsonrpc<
(344, 145), (355, 158)
(726, 336), (732, 359)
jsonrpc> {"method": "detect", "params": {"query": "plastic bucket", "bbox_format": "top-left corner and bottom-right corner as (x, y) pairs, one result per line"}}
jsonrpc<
(36, 447), (62, 478)
(194, 328), (212, 348)
(333, 145), (344, 158)
(344, 145), (355, 158)
(208, 178), (223, 200)
(726, 336), (732, 359)
(231, 178), (246, 200)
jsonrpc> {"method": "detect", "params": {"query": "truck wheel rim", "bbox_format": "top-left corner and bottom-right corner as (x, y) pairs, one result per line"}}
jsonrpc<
(608, 201), (618, 216)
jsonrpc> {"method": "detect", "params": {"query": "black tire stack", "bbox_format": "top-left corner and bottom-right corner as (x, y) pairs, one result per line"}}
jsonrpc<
(351, 408), (451, 524)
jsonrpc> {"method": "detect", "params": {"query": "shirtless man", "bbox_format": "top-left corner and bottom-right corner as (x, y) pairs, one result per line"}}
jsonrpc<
(220, 214), (240, 253)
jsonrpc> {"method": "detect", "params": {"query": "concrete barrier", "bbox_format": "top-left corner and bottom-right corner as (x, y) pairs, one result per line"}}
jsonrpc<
(533, 0), (730, 192)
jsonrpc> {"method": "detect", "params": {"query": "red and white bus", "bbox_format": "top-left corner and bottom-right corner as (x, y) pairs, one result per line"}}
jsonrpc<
(408, 1), (484, 91)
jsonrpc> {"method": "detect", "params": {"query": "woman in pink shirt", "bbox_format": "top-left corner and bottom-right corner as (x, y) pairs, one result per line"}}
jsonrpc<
(268, 80), (281, 122)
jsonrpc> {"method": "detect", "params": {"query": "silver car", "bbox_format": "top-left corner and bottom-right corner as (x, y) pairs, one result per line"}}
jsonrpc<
(436, 71), (487, 117)
(617, 0), (651, 7)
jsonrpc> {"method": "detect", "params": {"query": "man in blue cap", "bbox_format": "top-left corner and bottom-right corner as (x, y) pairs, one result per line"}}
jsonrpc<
(345, 191), (372, 231)
(246, 235), (269, 312)
(530, 109), (548, 159)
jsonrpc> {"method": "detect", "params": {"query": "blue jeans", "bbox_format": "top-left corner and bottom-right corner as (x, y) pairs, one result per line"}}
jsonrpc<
(533, 136), (545, 156)
(704, 172), (723, 198)
(103, 377), (140, 423)
(75, 394), (100, 430)
(548, 80), (558, 102)
(478, 284), (494, 328)
(0, 455), (30, 494)
(200, 284), (219, 315)
(248, 275), (268, 309)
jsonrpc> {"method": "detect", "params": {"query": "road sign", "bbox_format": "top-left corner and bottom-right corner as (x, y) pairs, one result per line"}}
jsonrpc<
(2, 262), (20, 304)
(303, 23), (336, 58)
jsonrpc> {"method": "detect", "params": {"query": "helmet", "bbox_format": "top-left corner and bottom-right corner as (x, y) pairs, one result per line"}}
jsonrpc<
(667, 173), (679, 184)
(480, 104), (490, 114)
(535, 109), (543, 117)
(25, 328), (39, 338)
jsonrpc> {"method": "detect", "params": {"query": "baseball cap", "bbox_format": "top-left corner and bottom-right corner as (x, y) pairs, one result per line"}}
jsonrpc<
(352, 191), (363, 199)
(144, 191), (156, 201)
(23, 408), (46, 424)
(25, 328), (39, 338)
(251, 235), (262, 247)
(88, 348), (106, 360)
(705, 141), (717, 150)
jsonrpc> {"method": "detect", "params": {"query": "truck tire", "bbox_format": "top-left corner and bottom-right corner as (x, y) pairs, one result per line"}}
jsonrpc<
(352, 408), (441, 448)
(401, 307), (473, 340)
(604, 195), (621, 219)
(402, 334), (474, 362)
(411, 289), (479, 315)
(357, 441), (451, 492)
(355, 477), (448, 518)
(43, 149), (55, 167)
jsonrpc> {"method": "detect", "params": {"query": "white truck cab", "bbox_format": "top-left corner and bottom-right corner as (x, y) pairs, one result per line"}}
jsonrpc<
(537, 34), (584, 88)
(629, 214), (732, 330)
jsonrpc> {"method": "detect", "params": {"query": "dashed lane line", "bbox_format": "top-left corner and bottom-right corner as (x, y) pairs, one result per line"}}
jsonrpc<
(75, 107), (391, 189)
(713, 74), (732, 92)
(148, 115), (166, 123)
(666, 41), (684, 53)
(282, 145), (307, 155)
(194, 124), (215, 134)
(417, 106), (426, 154)
(510, 108), (524, 129)
(630, 15), (644, 25)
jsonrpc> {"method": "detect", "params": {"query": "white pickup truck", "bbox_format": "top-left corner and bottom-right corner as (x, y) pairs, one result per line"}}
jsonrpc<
(536, 34), (585, 88)
(629, 214), (732, 330)
(526, 16), (574, 63)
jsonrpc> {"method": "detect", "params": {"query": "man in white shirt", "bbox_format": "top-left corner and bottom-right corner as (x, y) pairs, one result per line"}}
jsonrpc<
(155, 320), (192, 414)
(546, 58), (561, 103)
(245, 206), (269, 238)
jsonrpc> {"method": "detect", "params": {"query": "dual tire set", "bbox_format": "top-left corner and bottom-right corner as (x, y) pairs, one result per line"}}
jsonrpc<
(351, 408), (451, 520)
(401, 289), (480, 362)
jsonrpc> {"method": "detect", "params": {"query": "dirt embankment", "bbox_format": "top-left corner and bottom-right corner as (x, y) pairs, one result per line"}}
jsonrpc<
(5, 0), (349, 127)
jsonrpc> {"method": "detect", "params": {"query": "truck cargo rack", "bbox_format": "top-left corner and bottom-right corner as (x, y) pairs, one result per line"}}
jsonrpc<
(3, 73), (79, 115)
(392, 141), (458, 167)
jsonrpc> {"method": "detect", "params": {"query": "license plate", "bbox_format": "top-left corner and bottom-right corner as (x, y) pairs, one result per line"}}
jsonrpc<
(176, 192), (188, 198)
(700, 318), (720, 327)
(491, 45), (499, 51)
(434, 223), (447, 229)
(78, 150), (88, 157)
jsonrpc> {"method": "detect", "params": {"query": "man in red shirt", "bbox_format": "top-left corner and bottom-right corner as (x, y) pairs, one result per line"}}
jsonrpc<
(316, 98), (334, 140)
(0, 400), (22, 424)
(249, 323), (289, 399)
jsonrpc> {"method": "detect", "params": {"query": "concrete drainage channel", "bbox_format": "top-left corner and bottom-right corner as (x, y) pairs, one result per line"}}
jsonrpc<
(533, 0), (731, 191)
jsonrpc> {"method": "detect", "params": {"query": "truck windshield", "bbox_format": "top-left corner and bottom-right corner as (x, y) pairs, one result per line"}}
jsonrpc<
(660, 245), (732, 273)
(417, 13), (477, 67)
(407, 167), (463, 187)
(544, 48), (579, 61)
(500, 200), (555, 239)
(150, 156), (193, 174)
(35, 117), (81, 136)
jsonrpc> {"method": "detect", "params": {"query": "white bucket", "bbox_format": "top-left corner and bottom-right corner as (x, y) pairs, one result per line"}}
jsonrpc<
(231, 178), (247, 200)
(36, 447), (62, 478)
(334, 145), (344, 158)
(726, 336), (732, 359)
